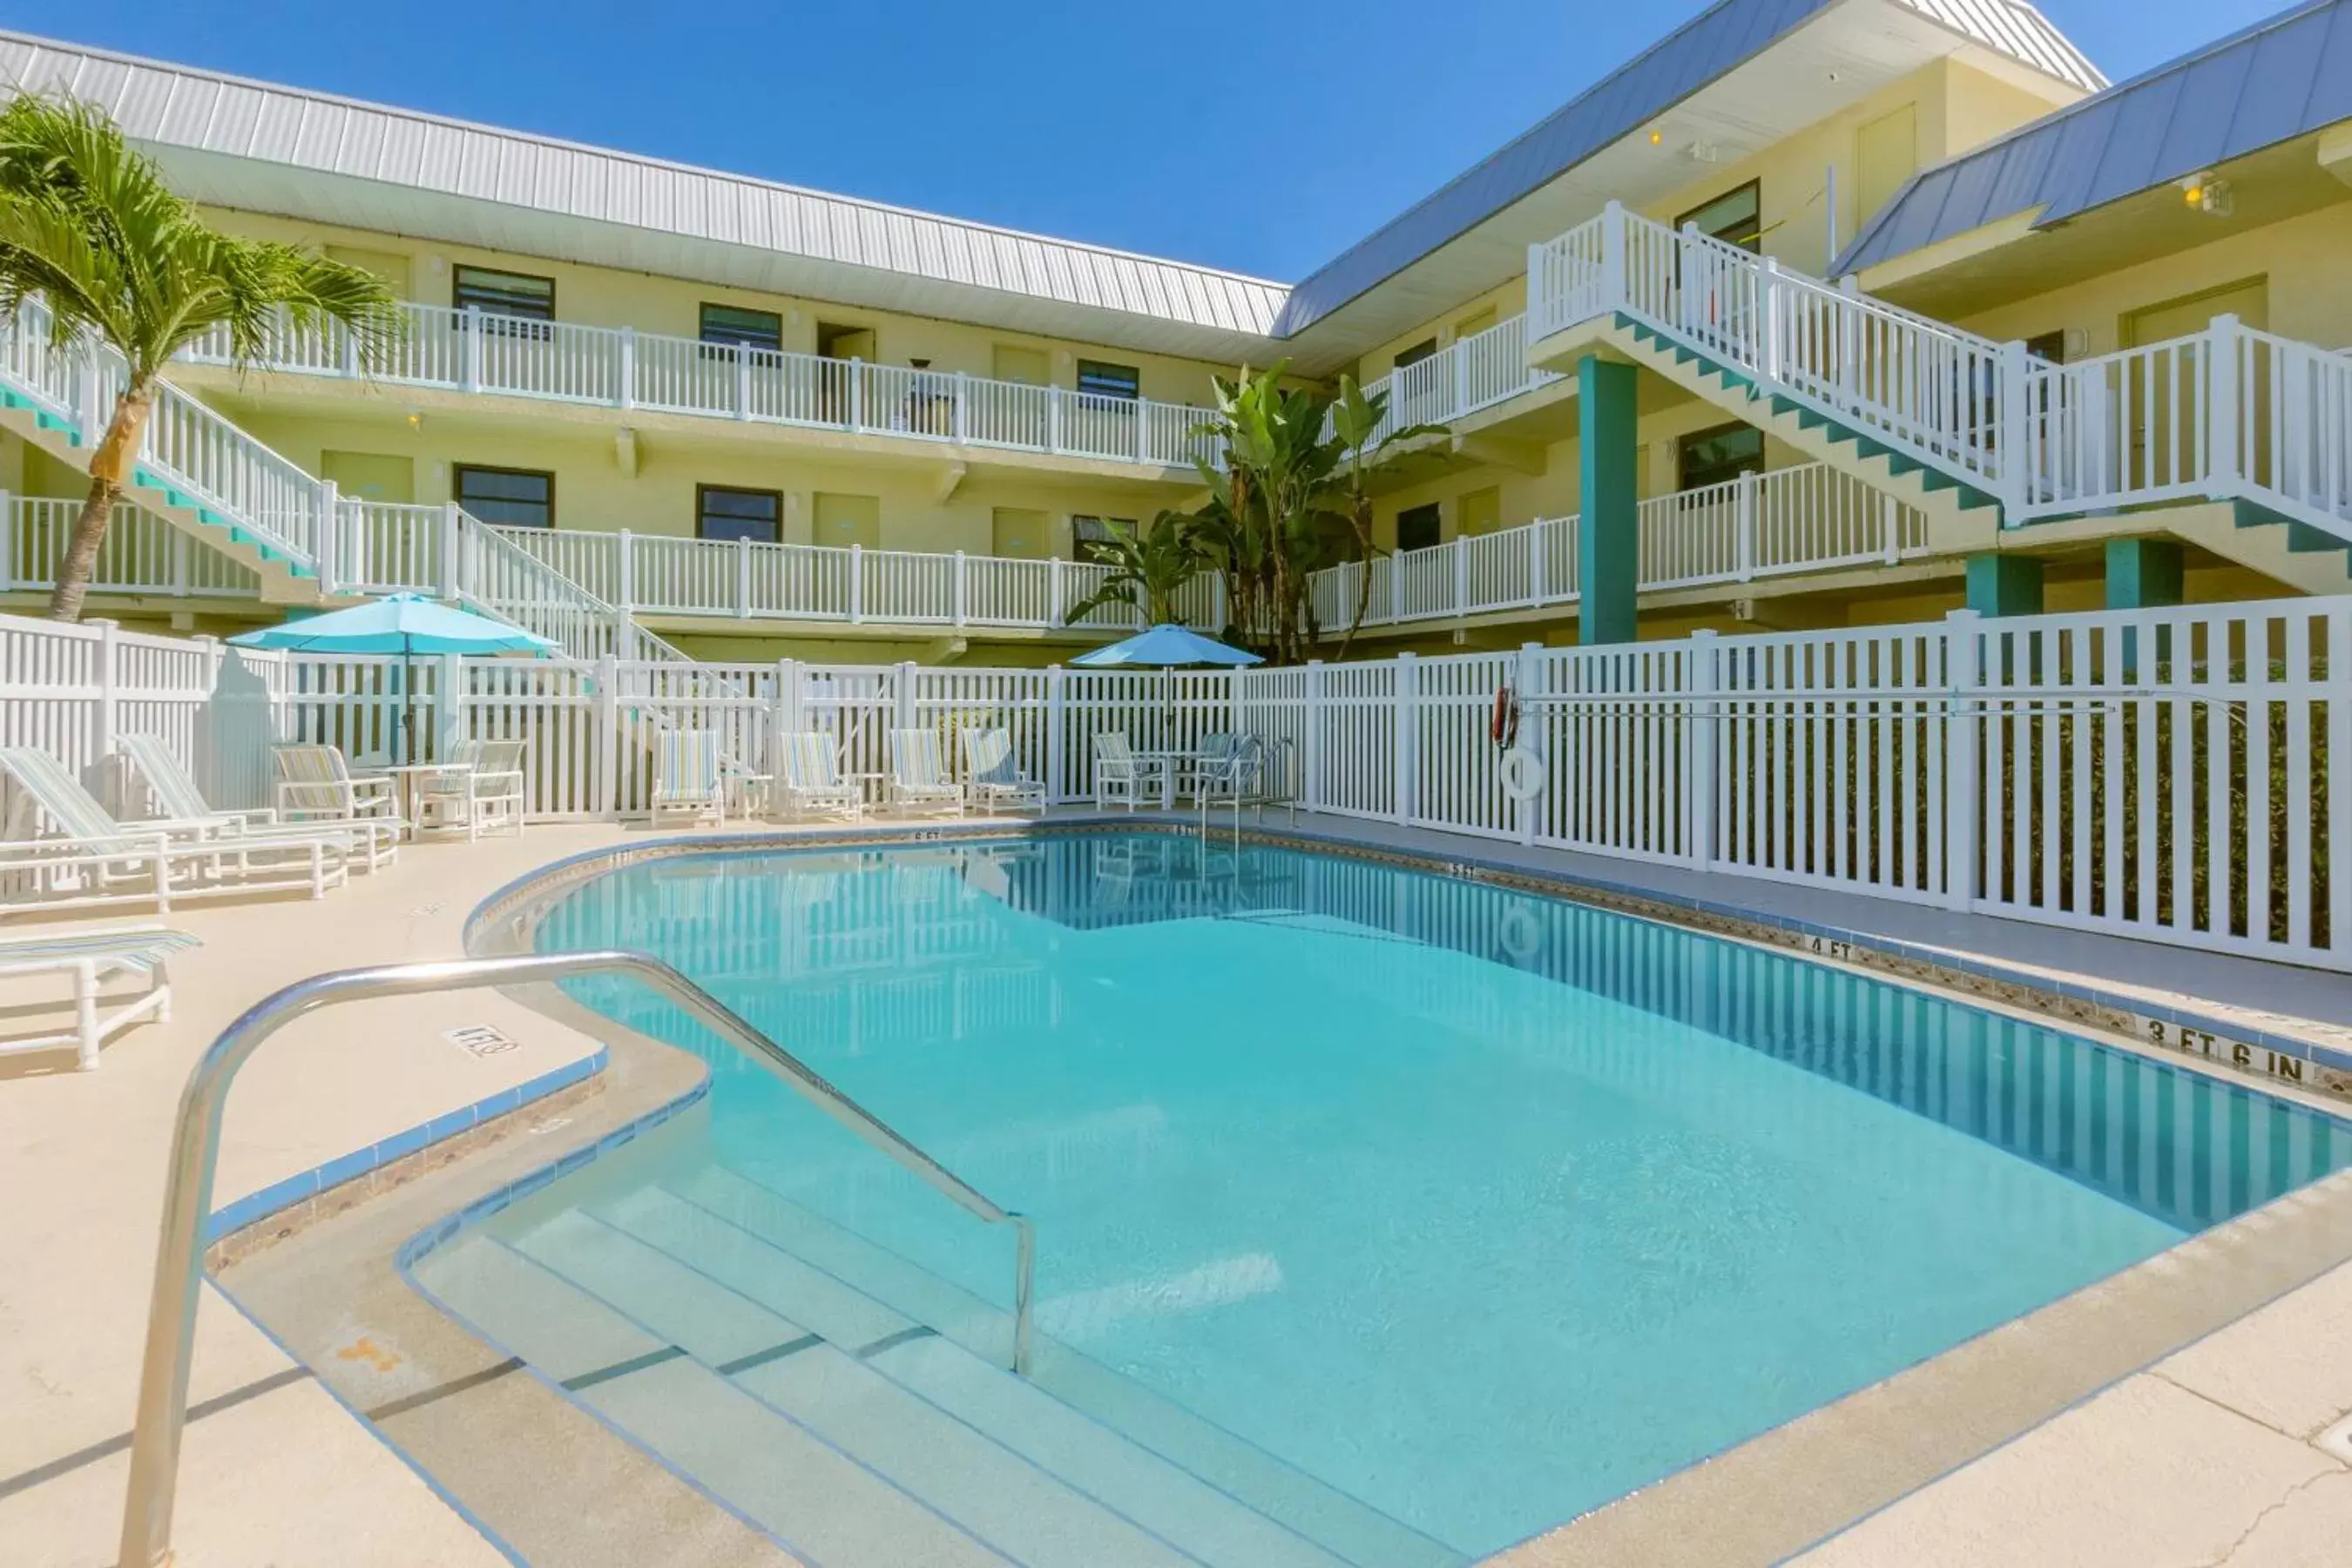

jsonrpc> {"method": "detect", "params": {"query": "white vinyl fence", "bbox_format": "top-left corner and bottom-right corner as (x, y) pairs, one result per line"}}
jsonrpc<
(5, 595), (2343, 970)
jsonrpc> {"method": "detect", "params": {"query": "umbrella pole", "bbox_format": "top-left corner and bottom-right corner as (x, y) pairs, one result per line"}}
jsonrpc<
(402, 649), (416, 765)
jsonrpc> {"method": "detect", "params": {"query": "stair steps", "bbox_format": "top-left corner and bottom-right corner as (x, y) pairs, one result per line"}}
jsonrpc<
(413, 1163), (1467, 1568)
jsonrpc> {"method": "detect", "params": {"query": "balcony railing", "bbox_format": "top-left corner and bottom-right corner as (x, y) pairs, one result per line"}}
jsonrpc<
(181, 304), (1223, 472)
(1329, 310), (1566, 449)
(1307, 463), (1926, 631)
(0, 495), (260, 599)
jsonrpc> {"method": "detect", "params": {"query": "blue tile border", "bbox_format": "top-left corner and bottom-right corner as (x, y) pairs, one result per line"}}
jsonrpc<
(204, 1049), (610, 1246)
(464, 815), (2352, 1110)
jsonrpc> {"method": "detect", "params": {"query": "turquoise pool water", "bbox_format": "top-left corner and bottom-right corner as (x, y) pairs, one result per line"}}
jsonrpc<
(534, 833), (2352, 1556)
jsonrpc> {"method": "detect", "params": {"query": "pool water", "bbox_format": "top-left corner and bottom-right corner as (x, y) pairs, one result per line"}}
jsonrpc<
(534, 833), (2352, 1556)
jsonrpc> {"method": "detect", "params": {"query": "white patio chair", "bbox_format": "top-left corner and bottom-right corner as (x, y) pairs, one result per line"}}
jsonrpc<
(1179, 733), (1241, 799)
(773, 733), (864, 822)
(0, 925), (197, 1070)
(1092, 732), (1168, 812)
(118, 733), (399, 871)
(960, 727), (1046, 816)
(887, 729), (965, 817)
(417, 739), (528, 840)
(0, 747), (347, 912)
(651, 729), (727, 827)
(272, 744), (399, 827)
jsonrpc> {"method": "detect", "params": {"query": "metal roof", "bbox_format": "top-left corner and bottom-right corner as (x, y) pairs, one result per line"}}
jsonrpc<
(0, 31), (1291, 357)
(1835, 0), (2352, 275)
(1272, 0), (2105, 339)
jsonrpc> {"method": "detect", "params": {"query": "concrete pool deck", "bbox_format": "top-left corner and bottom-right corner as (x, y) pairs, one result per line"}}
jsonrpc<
(0, 808), (2348, 1565)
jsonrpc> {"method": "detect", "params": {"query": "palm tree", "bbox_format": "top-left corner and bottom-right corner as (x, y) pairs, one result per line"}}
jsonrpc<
(1063, 510), (1208, 626)
(0, 95), (399, 621)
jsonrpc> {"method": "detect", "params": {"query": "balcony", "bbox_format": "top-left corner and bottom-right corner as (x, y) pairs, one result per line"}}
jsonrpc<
(180, 304), (1224, 474)
(1331, 311), (1567, 453)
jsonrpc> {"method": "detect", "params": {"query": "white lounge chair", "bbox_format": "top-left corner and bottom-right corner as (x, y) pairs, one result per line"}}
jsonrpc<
(0, 925), (196, 1070)
(0, 747), (347, 913)
(118, 733), (399, 871)
(417, 739), (528, 840)
(273, 744), (399, 828)
(1092, 732), (1168, 811)
(960, 727), (1046, 816)
(773, 733), (864, 822)
(652, 729), (726, 826)
(887, 729), (964, 817)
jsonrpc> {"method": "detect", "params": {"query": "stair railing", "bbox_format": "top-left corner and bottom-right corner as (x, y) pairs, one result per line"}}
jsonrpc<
(116, 950), (1037, 1568)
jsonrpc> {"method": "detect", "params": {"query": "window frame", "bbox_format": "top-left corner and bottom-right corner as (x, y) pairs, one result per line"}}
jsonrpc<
(452, 463), (556, 531)
(1676, 422), (1767, 494)
(1395, 502), (1443, 554)
(1392, 338), (1440, 370)
(1674, 179), (1763, 253)
(1071, 514), (1136, 564)
(452, 265), (556, 321)
(694, 483), (783, 544)
(699, 303), (784, 355)
(1074, 359), (1141, 402)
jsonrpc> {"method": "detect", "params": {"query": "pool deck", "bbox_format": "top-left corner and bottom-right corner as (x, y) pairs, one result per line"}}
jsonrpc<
(2, 808), (2349, 1565)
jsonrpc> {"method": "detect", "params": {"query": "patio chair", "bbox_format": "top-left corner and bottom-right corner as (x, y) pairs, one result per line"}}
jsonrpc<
(0, 747), (348, 913)
(1092, 732), (1168, 812)
(1179, 733), (1240, 799)
(417, 739), (528, 841)
(0, 925), (197, 1070)
(273, 744), (398, 827)
(118, 733), (399, 871)
(651, 729), (727, 827)
(1198, 736), (1300, 839)
(960, 727), (1046, 816)
(773, 733), (864, 822)
(887, 729), (965, 817)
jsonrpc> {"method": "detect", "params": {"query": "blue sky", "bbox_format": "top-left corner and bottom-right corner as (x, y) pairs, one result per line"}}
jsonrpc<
(0, 0), (2305, 280)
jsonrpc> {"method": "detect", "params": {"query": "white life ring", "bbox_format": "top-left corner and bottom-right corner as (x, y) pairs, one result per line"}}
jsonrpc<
(1498, 745), (1546, 802)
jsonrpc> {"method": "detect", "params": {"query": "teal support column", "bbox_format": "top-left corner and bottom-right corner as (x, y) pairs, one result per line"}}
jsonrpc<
(2103, 537), (2183, 608)
(1578, 354), (1639, 645)
(1964, 553), (2044, 618)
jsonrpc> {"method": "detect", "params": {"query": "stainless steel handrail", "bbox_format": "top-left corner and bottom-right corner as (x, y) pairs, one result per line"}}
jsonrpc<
(118, 950), (1036, 1568)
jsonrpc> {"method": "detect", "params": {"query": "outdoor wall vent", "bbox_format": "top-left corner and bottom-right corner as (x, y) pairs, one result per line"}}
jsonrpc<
(1686, 141), (1721, 164)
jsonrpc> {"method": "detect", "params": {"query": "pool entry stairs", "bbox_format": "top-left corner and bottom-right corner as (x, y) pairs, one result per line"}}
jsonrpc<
(413, 1160), (1467, 1568)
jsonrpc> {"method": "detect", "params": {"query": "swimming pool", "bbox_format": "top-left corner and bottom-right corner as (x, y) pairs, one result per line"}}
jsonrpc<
(497, 831), (2352, 1560)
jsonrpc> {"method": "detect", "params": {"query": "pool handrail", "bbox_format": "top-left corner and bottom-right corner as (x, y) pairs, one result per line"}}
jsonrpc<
(118, 949), (1037, 1568)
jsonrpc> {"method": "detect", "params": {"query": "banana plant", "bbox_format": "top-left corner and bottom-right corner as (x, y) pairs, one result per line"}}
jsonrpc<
(1061, 510), (1209, 628)
(1325, 375), (1449, 661)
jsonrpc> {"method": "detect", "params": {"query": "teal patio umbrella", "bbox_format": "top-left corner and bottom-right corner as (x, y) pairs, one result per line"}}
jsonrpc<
(1072, 624), (1261, 749)
(232, 592), (557, 761)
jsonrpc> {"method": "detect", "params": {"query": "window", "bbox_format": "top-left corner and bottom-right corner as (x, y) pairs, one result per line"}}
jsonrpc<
(1072, 515), (1135, 564)
(453, 464), (554, 530)
(1396, 503), (1442, 553)
(697, 484), (781, 544)
(1675, 180), (1762, 253)
(1677, 422), (1765, 493)
(1392, 338), (1439, 370)
(700, 304), (782, 353)
(1075, 360), (1140, 401)
(2024, 329), (2067, 365)
(453, 266), (555, 320)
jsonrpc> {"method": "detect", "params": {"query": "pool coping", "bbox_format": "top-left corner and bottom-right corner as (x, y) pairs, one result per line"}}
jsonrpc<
(429, 815), (2352, 1566)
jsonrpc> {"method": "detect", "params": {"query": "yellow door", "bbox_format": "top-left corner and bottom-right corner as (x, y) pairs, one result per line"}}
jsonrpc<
(1452, 307), (1497, 342)
(991, 346), (1048, 385)
(2123, 278), (2268, 490)
(814, 492), (882, 550)
(1458, 486), (1503, 537)
(325, 246), (412, 299)
(990, 507), (1051, 560)
(321, 451), (416, 504)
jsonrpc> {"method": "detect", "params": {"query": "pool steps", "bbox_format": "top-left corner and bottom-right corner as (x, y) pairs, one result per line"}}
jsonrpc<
(415, 1165), (1464, 1568)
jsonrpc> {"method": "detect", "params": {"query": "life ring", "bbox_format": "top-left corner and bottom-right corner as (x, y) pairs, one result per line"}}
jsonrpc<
(1498, 745), (1546, 801)
(1490, 685), (1520, 748)
(1497, 902), (1544, 963)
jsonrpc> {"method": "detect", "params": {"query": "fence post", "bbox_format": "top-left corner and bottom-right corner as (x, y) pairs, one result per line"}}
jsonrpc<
(1735, 470), (1757, 580)
(734, 341), (753, 421)
(2206, 314), (2241, 500)
(895, 662), (917, 732)
(618, 326), (636, 411)
(1389, 547), (1405, 622)
(1303, 659), (1324, 813)
(1045, 665), (1067, 802)
(435, 651), (466, 761)
(1517, 641), (1544, 848)
(953, 551), (969, 627)
(736, 535), (752, 618)
(1759, 259), (1784, 388)
(1526, 240), (1549, 337)
(437, 502), (463, 598)
(848, 358), (864, 431)
(1687, 629), (1718, 869)
(1211, 571), (1227, 633)
(1047, 386), (1064, 454)
(1996, 339), (2031, 520)
(172, 531), (190, 600)
(1882, 494), (1901, 564)
(594, 653), (618, 820)
(1453, 536), (1470, 616)
(849, 544), (864, 622)
(1395, 652), (1418, 825)
(1600, 199), (1626, 310)
(1943, 607), (1981, 912)
(95, 618), (120, 788)
(1048, 555), (1064, 626)
(1528, 519), (1546, 606)
(616, 530), (635, 613)
(0, 488), (14, 594)
(776, 658), (802, 734)
(314, 479), (341, 592)
(462, 305), (483, 394)
(79, 338), (107, 448)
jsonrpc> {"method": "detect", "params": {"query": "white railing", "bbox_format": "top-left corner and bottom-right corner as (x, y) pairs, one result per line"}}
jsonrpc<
(1308, 463), (1924, 631)
(1331, 311), (1565, 449)
(0, 494), (259, 599)
(182, 302), (1223, 471)
(17, 590), (2345, 970)
(1529, 205), (2352, 551)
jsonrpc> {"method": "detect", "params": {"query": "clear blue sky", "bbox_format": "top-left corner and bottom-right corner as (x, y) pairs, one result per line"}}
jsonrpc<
(0, 0), (2302, 281)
